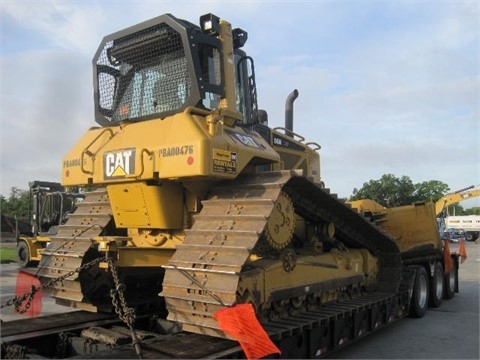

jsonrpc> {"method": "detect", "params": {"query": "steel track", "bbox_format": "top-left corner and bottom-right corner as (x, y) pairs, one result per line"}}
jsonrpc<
(36, 189), (113, 307)
(162, 170), (403, 338)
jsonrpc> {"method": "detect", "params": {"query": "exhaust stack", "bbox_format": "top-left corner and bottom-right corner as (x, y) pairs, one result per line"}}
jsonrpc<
(285, 89), (299, 137)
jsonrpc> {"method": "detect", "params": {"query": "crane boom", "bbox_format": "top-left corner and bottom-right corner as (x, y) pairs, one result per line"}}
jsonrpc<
(435, 186), (480, 215)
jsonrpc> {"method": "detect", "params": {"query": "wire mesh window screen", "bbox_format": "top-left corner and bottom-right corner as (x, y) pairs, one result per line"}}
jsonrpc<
(96, 24), (191, 123)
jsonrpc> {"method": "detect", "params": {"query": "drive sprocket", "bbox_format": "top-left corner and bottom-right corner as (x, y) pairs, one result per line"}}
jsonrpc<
(265, 192), (295, 250)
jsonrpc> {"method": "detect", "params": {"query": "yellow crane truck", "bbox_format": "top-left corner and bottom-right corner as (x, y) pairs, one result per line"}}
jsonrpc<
(435, 185), (480, 216)
(1, 13), (460, 359)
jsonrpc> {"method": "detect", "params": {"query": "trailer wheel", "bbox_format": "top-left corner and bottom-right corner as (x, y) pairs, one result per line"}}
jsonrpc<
(465, 232), (478, 242)
(445, 260), (457, 299)
(429, 262), (444, 308)
(410, 266), (429, 318)
(17, 241), (33, 268)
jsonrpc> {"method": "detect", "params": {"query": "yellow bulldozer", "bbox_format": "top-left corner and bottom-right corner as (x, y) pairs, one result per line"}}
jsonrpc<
(36, 13), (456, 341)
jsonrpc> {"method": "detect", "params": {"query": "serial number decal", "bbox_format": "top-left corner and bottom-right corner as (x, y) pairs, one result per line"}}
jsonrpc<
(213, 149), (237, 174)
(160, 145), (193, 157)
(63, 158), (84, 168)
(104, 148), (135, 179)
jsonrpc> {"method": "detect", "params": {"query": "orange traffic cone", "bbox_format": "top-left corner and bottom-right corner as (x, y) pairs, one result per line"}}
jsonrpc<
(459, 239), (467, 263)
(443, 239), (453, 274)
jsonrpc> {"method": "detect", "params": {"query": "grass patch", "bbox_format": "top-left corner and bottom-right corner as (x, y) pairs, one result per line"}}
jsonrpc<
(0, 246), (17, 264)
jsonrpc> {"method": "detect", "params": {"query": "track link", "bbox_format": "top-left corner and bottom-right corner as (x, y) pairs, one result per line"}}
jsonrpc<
(37, 189), (113, 308)
(162, 171), (402, 338)
(162, 174), (284, 336)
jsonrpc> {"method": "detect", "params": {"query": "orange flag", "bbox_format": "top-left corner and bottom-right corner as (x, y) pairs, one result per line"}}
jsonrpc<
(15, 270), (43, 317)
(214, 303), (281, 359)
(443, 240), (453, 274)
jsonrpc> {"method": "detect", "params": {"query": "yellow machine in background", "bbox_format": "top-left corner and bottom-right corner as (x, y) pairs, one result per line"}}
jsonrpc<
(348, 198), (456, 308)
(16, 181), (84, 268)
(348, 199), (442, 258)
(349, 185), (480, 254)
(37, 13), (451, 340)
(434, 185), (480, 241)
(435, 185), (480, 216)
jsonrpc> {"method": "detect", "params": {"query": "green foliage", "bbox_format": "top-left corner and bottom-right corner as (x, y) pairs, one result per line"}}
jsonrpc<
(350, 174), (415, 207)
(414, 180), (450, 203)
(447, 205), (480, 216)
(350, 174), (450, 207)
(466, 207), (480, 215)
(0, 247), (17, 264)
(0, 187), (30, 219)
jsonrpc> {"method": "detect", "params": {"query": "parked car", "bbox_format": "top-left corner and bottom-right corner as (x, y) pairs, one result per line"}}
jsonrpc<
(442, 228), (466, 243)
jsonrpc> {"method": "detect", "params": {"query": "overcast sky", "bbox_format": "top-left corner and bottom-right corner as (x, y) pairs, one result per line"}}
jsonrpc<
(1, 1), (479, 207)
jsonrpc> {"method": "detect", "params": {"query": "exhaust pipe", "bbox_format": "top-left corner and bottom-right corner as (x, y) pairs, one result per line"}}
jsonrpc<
(285, 89), (299, 137)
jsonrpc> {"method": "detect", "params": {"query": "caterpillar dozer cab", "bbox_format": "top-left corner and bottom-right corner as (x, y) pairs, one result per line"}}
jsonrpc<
(37, 13), (405, 339)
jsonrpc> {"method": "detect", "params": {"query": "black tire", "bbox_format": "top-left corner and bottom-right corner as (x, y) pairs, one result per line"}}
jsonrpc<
(17, 241), (32, 268)
(410, 266), (429, 318)
(429, 262), (444, 308)
(445, 259), (457, 299)
(465, 232), (479, 242)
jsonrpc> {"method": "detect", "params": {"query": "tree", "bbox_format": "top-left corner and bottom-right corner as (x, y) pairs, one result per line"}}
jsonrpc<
(350, 175), (450, 207)
(413, 180), (450, 203)
(350, 174), (415, 207)
(0, 187), (30, 219)
(465, 207), (480, 215)
(448, 204), (466, 216)
(447, 204), (480, 216)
